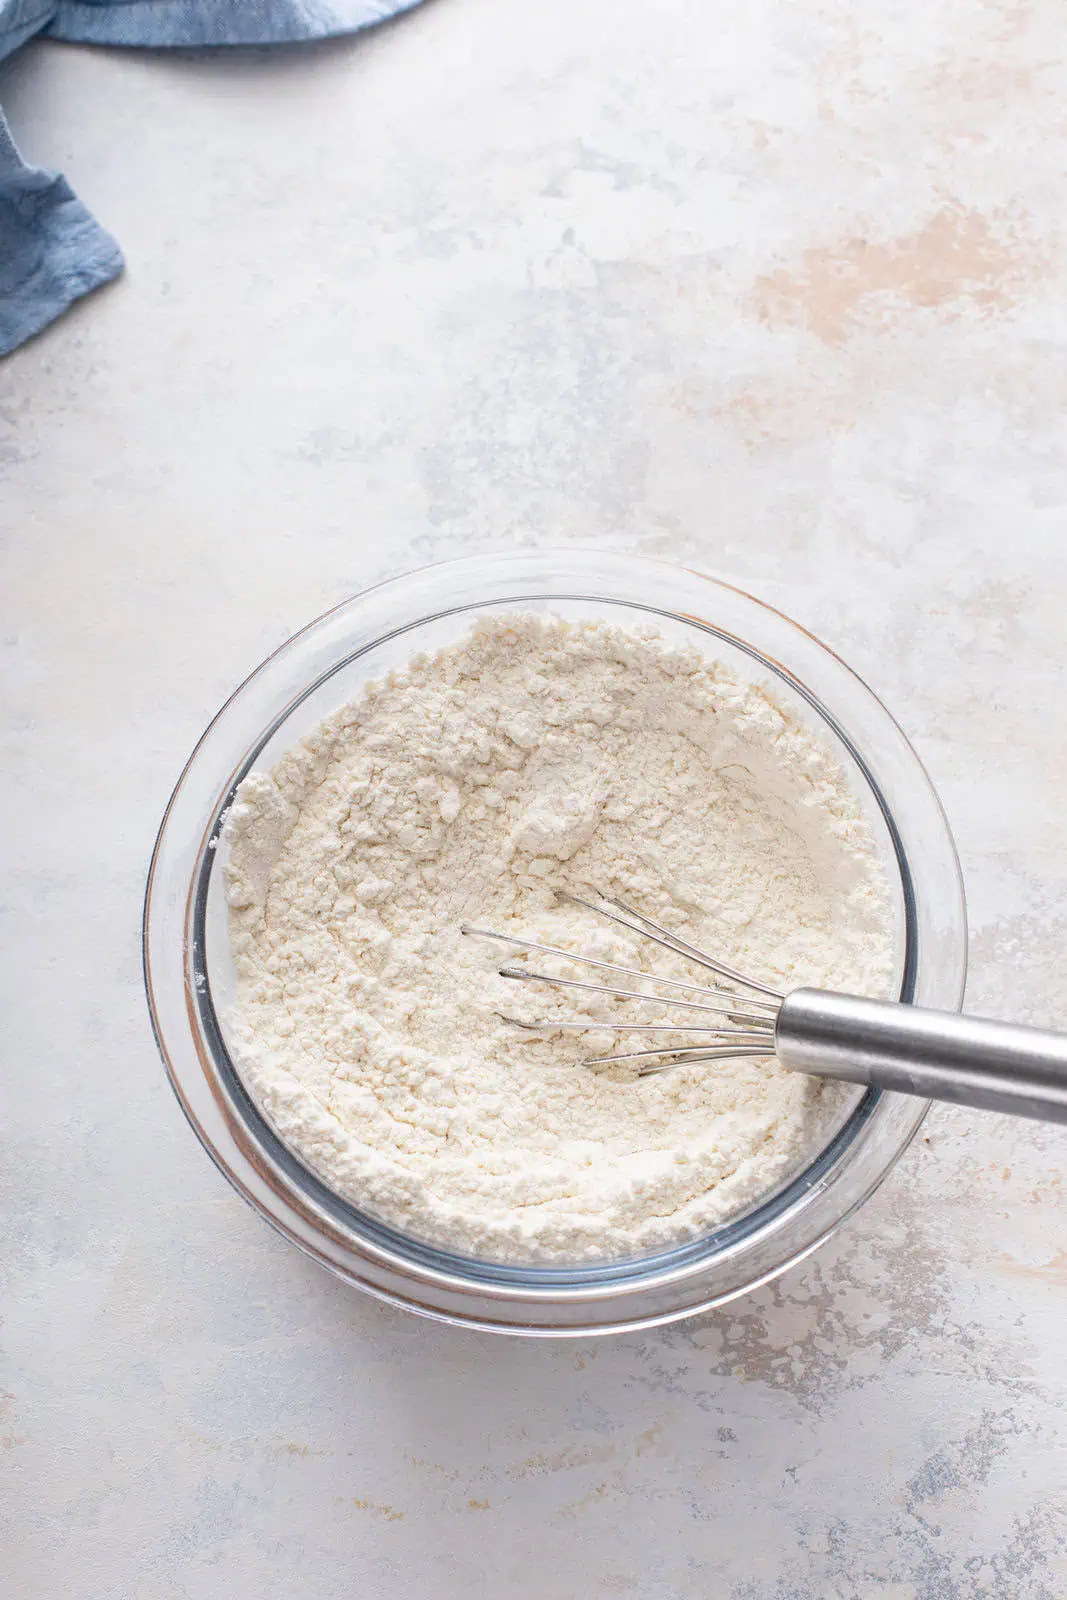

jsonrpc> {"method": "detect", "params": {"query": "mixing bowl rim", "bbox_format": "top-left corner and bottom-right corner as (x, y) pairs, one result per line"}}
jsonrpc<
(143, 549), (967, 1331)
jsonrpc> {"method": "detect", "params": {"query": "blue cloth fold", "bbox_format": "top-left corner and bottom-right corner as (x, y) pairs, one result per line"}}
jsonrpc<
(0, 109), (123, 353)
(0, 0), (425, 355)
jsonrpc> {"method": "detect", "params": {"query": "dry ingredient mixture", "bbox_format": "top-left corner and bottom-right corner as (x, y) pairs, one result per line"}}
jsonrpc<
(225, 615), (897, 1262)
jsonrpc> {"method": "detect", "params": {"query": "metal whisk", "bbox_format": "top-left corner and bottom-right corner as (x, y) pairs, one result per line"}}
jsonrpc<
(462, 887), (1067, 1126)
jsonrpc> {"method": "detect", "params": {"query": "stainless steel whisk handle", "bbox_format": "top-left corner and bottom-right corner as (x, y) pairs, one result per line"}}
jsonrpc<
(777, 990), (1067, 1125)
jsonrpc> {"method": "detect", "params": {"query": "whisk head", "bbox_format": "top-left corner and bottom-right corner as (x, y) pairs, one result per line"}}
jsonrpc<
(461, 886), (781, 1076)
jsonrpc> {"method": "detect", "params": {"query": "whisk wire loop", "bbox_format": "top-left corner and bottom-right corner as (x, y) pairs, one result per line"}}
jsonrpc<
(464, 888), (782, 1073)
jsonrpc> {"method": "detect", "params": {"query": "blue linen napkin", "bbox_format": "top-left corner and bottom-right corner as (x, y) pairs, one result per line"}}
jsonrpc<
(0, 0), (426, 355)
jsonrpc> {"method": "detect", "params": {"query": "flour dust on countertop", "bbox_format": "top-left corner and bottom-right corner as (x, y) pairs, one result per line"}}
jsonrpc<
(224, 615), (897, 1262)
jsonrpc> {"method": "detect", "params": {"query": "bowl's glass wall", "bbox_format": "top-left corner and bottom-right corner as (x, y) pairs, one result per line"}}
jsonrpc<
(146, 552), (966, 1334)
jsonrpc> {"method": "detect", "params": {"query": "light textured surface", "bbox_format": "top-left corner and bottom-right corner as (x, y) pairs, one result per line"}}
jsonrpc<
(2, 2), (1066, 1594)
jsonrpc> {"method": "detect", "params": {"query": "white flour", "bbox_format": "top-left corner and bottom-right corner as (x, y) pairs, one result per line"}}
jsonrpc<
(224, 615), (897, 1262)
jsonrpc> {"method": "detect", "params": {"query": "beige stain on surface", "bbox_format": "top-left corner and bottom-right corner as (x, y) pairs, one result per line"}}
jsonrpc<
(335, 1496), (405, 1522)
(993, 0), (1038, 45)
(407, 1454), (465, 1484)
(995, 1248), (1067, 1284)
(753, 207), (1043, 344)
(512, 1441), (617, 1479)
(937, 59), (1038, 105)
(511, 1421), (664, 1481)
(709, 383), (858, 446)
(558, 1482), (609, 1520)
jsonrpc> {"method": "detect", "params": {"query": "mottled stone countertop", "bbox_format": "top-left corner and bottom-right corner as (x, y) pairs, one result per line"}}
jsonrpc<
(2, 2), (1066, 1595)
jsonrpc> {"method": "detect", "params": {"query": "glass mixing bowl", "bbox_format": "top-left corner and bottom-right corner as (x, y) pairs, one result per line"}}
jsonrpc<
(143, 551), (966, 1335)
